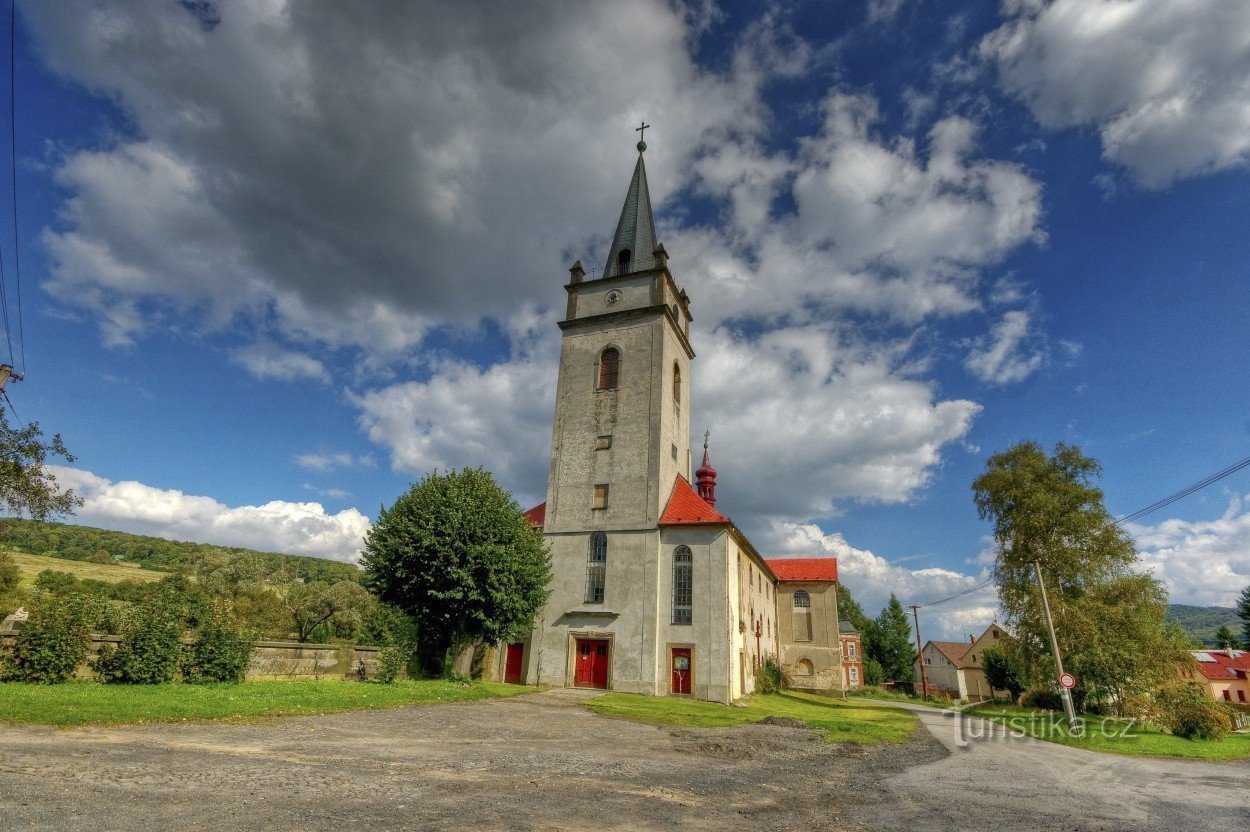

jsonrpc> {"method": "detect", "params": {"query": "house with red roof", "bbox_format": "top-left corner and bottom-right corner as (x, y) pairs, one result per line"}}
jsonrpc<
(495, 139), (845, 704)
(915, 623), (1010, 701)
(1187, 649), (1250, 705)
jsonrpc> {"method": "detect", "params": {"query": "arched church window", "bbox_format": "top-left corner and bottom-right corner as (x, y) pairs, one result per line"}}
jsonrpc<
(672, 545), (692, 625)
(586, 532), (607, 604)
(793, 590), (810, 609)
(672, 362), (681, 406)
(617, 248), (632, 268)
(796, 658), (814, 676)
(598, 348), (620, 390)
(792, 590), (812, 643)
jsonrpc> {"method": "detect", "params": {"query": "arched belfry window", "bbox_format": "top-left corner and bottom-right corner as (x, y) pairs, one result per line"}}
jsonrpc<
(617, 248), (632, 268)
(672, 545), (692, 625)
(672, 362), (681, 406)
(586, 532), (607, 604)
(792, 589), (812, 642)
(598, 347), (620, 390)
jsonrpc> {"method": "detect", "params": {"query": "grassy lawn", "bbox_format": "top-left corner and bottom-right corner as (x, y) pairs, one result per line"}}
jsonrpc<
(4, 550), (166, 588)
(964, 704), (1250, 761)
(0, 679), (531, 727)
(588, 690), (916, 744)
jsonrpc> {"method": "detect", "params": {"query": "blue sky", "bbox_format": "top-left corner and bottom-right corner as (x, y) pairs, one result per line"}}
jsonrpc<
(4, 0), (1249, 637)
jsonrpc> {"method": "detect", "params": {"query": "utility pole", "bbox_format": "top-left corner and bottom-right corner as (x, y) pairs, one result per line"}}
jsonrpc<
(1033, 560), (1077, 729)
(0, 364), (22, 392)
(909, 605), (929, 698)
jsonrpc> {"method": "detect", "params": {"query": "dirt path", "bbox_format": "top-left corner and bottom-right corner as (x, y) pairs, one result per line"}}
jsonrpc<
(0, 689), (942, 832)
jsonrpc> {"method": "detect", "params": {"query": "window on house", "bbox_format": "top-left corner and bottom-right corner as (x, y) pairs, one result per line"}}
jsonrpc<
(586, 532), (607, 604)
(597, 348), (620, 390)
(850, 666), (858, 682)
(673, 363), (681, 406)
(596, 435), (612, 450)
(792, 590), (812, 643)
(1239, 690), (1246, 703)
(793, 590), (810, 609)
(592, 484), (609, 510)
(924, 657), (932, 666)
(672, 546), (692, 625)
(848, 642), (857, 657)
(1224, 690), (1232, 701)
(671, 443), (677, 460)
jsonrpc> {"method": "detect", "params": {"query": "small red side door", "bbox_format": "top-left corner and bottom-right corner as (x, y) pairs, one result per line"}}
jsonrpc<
(671, 648), (692, 695)
(504, 643), (524, 684)
(575, 639), (610, 689)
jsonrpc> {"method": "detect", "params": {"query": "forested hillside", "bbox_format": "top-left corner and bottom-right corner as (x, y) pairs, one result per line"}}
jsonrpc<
(1167, 604), (1242, 647)
(0, 518), (359, 584)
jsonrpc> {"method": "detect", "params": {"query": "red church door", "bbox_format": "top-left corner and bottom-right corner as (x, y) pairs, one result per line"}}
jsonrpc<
(504, 643), (525, 684)
(574, 639), (609, 689)
(671, 648), (692, 695)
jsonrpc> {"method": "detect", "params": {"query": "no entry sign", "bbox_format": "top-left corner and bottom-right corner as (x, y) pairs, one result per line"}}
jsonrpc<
(1059, 672), (1076, 690)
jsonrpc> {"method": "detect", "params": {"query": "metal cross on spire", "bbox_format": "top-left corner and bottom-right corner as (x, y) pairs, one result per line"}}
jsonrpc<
(703, 429), (710, 450)
(635, 120), (651, 152)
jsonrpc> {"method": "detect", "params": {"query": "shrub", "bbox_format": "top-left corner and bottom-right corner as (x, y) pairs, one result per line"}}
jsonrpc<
(182, 619), (255, 683)
(1161, 686), (1232, 741)
(0, 551), (19, 595)
(755, 658), (783, 694)
(96, 600), (184, 684)
(2, 594), (94, 683)
(863, 657), (884, 686)
(373, 644), (408, 684)
(1019, 688), (1064, 711)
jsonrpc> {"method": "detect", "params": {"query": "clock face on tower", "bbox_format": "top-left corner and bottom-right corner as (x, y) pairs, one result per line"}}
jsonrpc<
(605, 290), (622, 307)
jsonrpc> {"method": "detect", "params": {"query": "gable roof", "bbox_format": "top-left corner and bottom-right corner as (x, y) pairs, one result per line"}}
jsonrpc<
(1191, 649), (1250, 681)
(764, 557), (838, 583)
(929, 640), (975, 665)
(659, 475), (729, 526)
(522, 502), (546, 529)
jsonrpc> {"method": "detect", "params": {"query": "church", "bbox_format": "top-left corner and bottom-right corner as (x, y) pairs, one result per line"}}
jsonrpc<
(496, 134), (847, 704)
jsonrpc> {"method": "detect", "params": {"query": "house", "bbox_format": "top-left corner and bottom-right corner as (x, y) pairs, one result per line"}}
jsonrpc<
(765, 557), (845, 693)
(839, 620), (863, 688)
(1187, 649), (1250, 705)
(915, 622), (1010, 701)
(496, 137), (845, 704)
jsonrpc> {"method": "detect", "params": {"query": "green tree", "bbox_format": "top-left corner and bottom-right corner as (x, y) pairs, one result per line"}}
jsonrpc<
(0, 405), (81, 520)
(282, 579), (373, 643)
(1237, 586), (1250, 650)
(973, 441), (1187, 711)
(0, 551), (19, 595)
(862, 657), (884, 686)
(1214, 624), (1238, 650)
(865, 595), (915, 683)
(836, 584), (871, 632)
(363, 468), (551, 677)
(981, 646), (1023, 698)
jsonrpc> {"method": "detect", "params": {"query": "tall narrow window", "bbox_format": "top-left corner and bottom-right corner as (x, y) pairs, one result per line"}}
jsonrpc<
(672, 363), (681, 406)
(592, 484), (609, 510)
(672, 545), (692, 625)
(792, 589), (812, 642)
(598, 348), (619, 390)
(586, 532), (607, 604)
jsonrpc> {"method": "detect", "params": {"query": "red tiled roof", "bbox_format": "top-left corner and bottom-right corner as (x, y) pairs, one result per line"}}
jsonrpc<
(931, 641), (975, 665)
(764, 557), (838, 583)
(1191, 649), (1250, 681)
(659, 475), (729, 526)
(522, 502), (546, 529)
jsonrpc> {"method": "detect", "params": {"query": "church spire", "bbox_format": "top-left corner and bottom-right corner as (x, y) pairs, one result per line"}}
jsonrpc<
(604, 123), (658, 279)
(695, 430), (717, 507)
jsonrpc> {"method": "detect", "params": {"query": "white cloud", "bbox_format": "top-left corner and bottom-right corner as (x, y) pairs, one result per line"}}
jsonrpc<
(867, 0), (909, 25)
(964, 309), (1044, 385)
(765, 521), (999, 641)
(981, 0), (1250, 187)
(292, 452), (376, 471)
(1130, 494), (1250, 608)
(50, 466), (370, 563)
(232, 342), (326, 383)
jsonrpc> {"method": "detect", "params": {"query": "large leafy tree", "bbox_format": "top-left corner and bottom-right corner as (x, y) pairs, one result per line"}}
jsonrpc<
(363, 468), (551, 677)
(981, 646), (1023, 698)
(0, 406), (80, 520)
(972, 441), (1188, 711)
(1237, 586), (1250, 650)
(865, 594), (915, 683)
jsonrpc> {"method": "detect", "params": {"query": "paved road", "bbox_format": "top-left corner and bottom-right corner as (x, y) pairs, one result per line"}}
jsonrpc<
(851, 699), (1250, 830)
(1, 692), (1247, 831)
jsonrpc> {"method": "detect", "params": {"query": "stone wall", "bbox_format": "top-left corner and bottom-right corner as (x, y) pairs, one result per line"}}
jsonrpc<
(0, 629), (382, 680)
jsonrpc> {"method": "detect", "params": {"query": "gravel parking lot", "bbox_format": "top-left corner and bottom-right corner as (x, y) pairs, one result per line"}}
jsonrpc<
(1, 690), (1247, 831)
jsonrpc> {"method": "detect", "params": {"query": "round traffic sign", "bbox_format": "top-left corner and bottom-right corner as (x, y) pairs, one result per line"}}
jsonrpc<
(1059, 672), (1075, 690)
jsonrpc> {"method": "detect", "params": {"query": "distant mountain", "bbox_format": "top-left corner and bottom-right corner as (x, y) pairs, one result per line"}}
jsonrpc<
(1167, 604), (1243, 647)
(0, 518), (360, 584)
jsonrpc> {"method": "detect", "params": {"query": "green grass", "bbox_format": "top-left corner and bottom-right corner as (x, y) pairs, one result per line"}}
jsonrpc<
(0, 679), (531, 727)
(4, 549), (166, 588)
(846, 684), (952, 707)
(588, 690), (916, 744)
(964, 704), (1250, 761)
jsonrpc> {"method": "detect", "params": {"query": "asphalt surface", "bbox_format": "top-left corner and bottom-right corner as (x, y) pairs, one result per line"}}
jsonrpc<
(1, 690), (1246, 831)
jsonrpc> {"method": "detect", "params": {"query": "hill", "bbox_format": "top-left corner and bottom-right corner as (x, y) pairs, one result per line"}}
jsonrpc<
(0, 518), (360, 584)
(4, 550), (167, 588)
(1167, 604), (1243, 647)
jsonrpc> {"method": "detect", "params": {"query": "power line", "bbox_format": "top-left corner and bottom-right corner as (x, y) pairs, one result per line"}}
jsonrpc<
(1116, 454), (1250, 525)
(8, 0), (23, 372)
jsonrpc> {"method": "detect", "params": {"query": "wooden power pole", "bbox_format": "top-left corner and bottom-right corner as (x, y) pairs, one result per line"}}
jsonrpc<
(909, 605), (929, 698)
(1033, 560), (1078, 729)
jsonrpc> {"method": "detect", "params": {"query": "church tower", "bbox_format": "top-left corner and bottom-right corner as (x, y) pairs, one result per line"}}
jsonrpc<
(542, 137), (694, 532)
